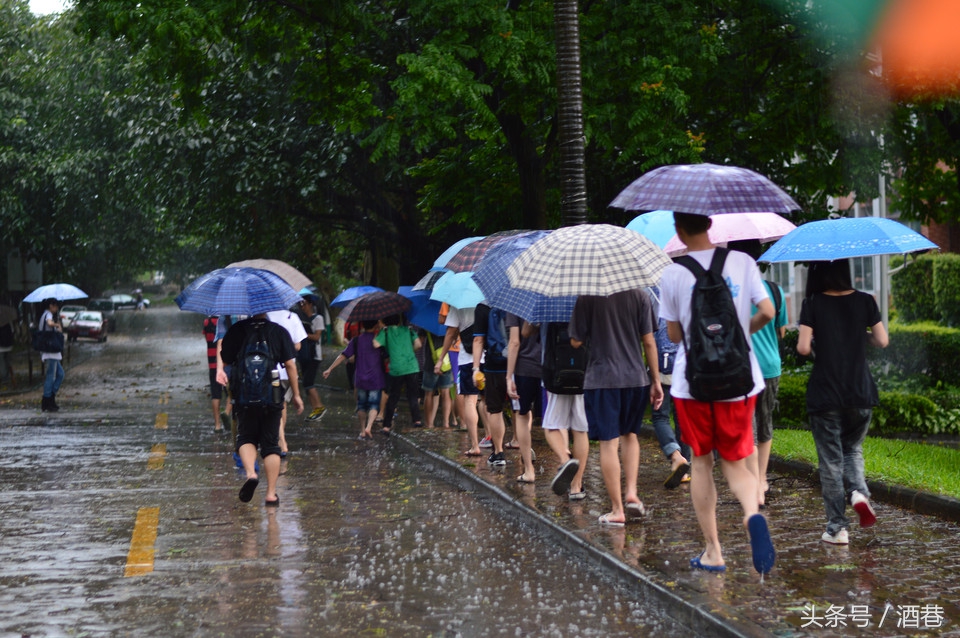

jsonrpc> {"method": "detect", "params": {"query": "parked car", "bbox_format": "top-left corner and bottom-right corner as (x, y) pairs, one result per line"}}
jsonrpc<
(66, 310), (107, 342)
(59, 304), (86, 329)
(110, 293), (149, 310)
(87, 299), (117, 331)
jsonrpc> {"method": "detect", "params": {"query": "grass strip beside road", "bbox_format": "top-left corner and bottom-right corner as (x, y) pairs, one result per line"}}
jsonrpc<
(773, 429), (960, 500)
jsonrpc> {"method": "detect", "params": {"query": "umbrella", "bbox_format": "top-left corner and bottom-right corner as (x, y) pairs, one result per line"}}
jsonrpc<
(411, 270), (448, 292)
(441, 230), (530, 273)
(429, 271), (485, 309)
(506, 224), (672, 298)
(227, 259), (312, 292)
(758, 217), (939, 263)
(398, 286), (446, 336)
(330, 285), (384, 308)
(430, 236), (485, 272)
(624, 210), (675, 248)
(175, 267), (302, 316)
(23, 283), (88, 303)
(338, 291), (412, 322)
(663, 212), (797, 257)
(610, 163), (801, 216)
(473, 230), (578, 323)
(0, 305), (17, 326)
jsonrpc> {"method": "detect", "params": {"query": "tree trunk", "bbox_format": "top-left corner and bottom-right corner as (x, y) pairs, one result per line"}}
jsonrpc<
(554, 0), (588, 226)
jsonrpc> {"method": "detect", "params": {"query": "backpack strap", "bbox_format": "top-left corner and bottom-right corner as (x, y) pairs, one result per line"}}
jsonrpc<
(674, 248), (731, 353)
(765, 279), (782, 318)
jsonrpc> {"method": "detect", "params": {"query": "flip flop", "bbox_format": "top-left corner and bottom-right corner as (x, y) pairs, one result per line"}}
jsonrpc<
(463, 450), (483, 457)
(550, 459), (580, 495)
(664, 462), (691, 489)
(598, 513), (625, 527)
(265, 496), (280, 507)
(625, 501), (647, 521)
(516, 475), (536, 484)
(238, 477), (259, 503)
(747, 513), (776, 574)
(568, 491), (586, 501)
(690, 552), (726, 573)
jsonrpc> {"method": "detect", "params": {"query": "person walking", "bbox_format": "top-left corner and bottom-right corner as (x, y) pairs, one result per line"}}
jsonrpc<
(267, 308), (307, 457)
(472, 303), (511, 467)
(39, 298), (65, 412)
(569, 289), (662, 526)
(218, 313), (303, 507)
(659, 212), (776, 574)
(299, 295), (327, 422)
(323, 319), (385, 440)
(374, 315), (423, 433)
(506, 314), (540, 483)
(203, 316), (225, 431)
(797, 259), (887, 545)
(435, 305), (482, 456)
(421, 329), (454, 428)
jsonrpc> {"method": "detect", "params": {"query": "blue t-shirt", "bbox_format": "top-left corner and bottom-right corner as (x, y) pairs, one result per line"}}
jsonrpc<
(751, 280), (788, 379)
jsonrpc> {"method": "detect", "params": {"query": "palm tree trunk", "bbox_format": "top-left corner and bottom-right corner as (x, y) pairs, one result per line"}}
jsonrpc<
(554, 0), (588, 226)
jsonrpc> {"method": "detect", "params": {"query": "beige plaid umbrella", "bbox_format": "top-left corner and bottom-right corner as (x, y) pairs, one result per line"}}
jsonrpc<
(227, 259), (311, 292)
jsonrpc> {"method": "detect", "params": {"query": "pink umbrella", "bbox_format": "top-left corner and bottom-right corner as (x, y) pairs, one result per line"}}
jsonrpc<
(663, 212), (796, 257)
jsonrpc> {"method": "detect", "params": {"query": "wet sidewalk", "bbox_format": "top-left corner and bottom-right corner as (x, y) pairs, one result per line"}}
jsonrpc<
(387, 417), (960, 637)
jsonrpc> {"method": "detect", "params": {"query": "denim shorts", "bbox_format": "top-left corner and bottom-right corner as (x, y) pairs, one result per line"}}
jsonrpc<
(356, 388), (382, 413)
(422, 369), (454, 392)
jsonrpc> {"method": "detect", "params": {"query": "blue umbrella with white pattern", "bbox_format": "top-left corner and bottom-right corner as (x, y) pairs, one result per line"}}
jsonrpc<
(175, 267), (302, 316)
(758, 217), (939, 263)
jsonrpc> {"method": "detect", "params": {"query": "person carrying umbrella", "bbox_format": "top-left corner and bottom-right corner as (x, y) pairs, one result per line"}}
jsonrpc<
(39, 298), (65, 412)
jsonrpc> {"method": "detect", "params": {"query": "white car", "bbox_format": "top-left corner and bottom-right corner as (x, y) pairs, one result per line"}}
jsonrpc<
(59, 305), (86, 329)
(110, 294), (149, 310)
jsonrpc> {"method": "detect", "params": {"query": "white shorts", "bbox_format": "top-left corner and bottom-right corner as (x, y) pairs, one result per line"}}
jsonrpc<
(541, 392), (588, 433)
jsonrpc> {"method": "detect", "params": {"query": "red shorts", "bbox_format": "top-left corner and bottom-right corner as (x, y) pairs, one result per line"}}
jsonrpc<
(674, 396), (757, 462)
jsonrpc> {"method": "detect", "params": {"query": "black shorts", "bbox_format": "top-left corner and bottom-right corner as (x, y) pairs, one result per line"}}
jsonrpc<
(514, 375), (541, 415)
(208, 368), (223, 401)
(483, 371), (508, 414)
(235, 405), (282, 458)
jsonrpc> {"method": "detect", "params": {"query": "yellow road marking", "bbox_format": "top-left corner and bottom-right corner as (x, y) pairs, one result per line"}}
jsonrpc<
(154, 413), (168, 429)
(158, 392), (170, 405)
(124, 507), (160, 577)
(147, 443), (166, 470)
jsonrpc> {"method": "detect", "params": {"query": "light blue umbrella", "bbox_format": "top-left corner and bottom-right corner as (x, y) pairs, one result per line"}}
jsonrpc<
(330, 285), (384, 308)
(175, 268), (302, 316)
(430, 236), (485, 272)
(429, 271), (484, 309)
(398, 286), (445, 336)
(472, 230), (578, 323)
(624, 210), (675, 249)
(758, 217), (939, 263)
(23, 283), (88, 303)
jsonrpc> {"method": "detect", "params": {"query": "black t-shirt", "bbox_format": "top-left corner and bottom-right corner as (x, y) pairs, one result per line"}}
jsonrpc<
(220, 317), (297, 369)
(473, 303), (507, 372)
(799, 291), (881, 413)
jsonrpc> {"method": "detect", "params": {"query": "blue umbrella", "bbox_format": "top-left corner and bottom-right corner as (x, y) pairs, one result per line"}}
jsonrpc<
(430, 236), (484, 272)
(472, 230), (578, 323)
(175, 267), (302, 316)
(330, 285), (384, 308)
(398, 286), (445, 336)
(758, 217), (939, 263)
(23, 283), (88, 303)
(429, 271), (484, 309)
(624, 210), (675, 249)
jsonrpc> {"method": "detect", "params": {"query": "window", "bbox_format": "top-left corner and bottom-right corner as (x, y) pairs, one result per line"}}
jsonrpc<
(767, 262), (792, 293)
(851, 256), (874, 291)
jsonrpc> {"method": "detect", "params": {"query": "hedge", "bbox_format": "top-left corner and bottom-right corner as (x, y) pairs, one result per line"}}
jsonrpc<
(933, 253), (960, 326)
(890, 254), (936, 322)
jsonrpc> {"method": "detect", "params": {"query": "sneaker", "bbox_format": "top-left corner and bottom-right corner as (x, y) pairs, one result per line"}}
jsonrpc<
(487, 451), (506, 466)
(307, 407), (327, 422)
(851, 490), (877, 528)
(821, 529), (849, 545)
(479, 436), (493, 448)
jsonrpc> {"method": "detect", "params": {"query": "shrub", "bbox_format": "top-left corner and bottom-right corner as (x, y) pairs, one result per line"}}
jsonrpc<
(775, 372), (809, 427)
(869, 322), (960, 387)
(933, 253), (960, 326)
(890, 254), (936, 322)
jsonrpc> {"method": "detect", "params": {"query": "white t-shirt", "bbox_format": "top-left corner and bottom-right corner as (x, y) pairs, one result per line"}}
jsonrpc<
(309, 315), (325, 361)
(444, 306), (479, 367)
(39, 310), (62, 362)
(267, 310), (307, 380)
(659, 248), (768, 401)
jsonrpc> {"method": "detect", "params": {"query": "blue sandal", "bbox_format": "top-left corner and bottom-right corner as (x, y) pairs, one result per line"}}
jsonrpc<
(690, 552), (726, 572)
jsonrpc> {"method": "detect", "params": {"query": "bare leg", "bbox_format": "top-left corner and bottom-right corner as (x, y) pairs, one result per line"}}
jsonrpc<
(357, 409), (367, 437)
(212, 398), (222, 430)
(746, 447), (762, 506)
(307, 386), (321, 411)
(278, 403), (288, 454)
(757, 439), (772, 502)
(599, 438), (625, 522)
(263, 453), (281, 502)
(423, 391), (438, 428)
(453, 391), (465, 427)
(365, 408), (379, 437)
(515, 410), (535, 481)
(238, 442), (259, 481)
(690, 453), (723, 567)
(462, 395), (480, 454)
(487, 411), (505, 454)
(440, 388), (452, 428)
(621, 433), (642, 507)
(570, 430), (589, 494)
(720, 457), (761, 522)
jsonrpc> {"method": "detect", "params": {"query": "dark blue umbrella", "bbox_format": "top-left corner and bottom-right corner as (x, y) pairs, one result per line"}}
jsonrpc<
(398, 286), (446, 336)
(175, 267), (302, 316)
(472, 230), (578, 323)
(330, 285), (384, 308)
(758, 217), (939, 263)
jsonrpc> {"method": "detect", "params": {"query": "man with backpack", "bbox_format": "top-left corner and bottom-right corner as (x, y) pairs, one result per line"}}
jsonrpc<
(659, 212), (776, 575)
(219, 313), (303, 507)
(472, 303), (510, 467)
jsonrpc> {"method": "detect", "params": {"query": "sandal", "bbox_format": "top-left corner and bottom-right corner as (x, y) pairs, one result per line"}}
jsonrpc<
(598, 513), (625, 527)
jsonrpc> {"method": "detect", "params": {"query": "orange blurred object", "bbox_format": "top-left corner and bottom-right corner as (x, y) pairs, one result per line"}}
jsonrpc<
(873, 0), (960, 97)
(473, 370), (486, 391)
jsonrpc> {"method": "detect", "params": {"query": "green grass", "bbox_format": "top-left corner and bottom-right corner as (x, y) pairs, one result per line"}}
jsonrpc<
(772, 429), (960, 500)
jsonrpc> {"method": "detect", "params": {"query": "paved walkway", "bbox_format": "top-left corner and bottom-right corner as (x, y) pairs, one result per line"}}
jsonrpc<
(380, 410), (960, 637)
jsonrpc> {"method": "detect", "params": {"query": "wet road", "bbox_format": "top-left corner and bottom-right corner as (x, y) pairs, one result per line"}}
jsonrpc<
(0, 306), (683, 637)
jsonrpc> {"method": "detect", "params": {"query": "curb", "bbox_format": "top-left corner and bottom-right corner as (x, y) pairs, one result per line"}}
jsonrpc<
(391, 432), (771, 638)
(769, 456), (960, 523)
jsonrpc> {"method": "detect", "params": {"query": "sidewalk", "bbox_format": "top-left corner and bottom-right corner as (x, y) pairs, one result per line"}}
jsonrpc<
(387, 419), (960, 637)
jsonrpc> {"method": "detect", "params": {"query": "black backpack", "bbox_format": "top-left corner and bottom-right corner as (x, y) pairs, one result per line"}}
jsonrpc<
(232, 321), (278, 407)
(541, 322), (588, 395)
(675, 248), (754, 402)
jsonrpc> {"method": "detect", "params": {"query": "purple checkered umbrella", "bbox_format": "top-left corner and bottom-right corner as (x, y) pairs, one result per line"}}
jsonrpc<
(175, 267), (302, 316)
(338, 291), (412, 322)
(472, 230), (578, 323)
(505, 224), (672, 298)
(442, 230), (530, 273)
(610, 163), (801, 216)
